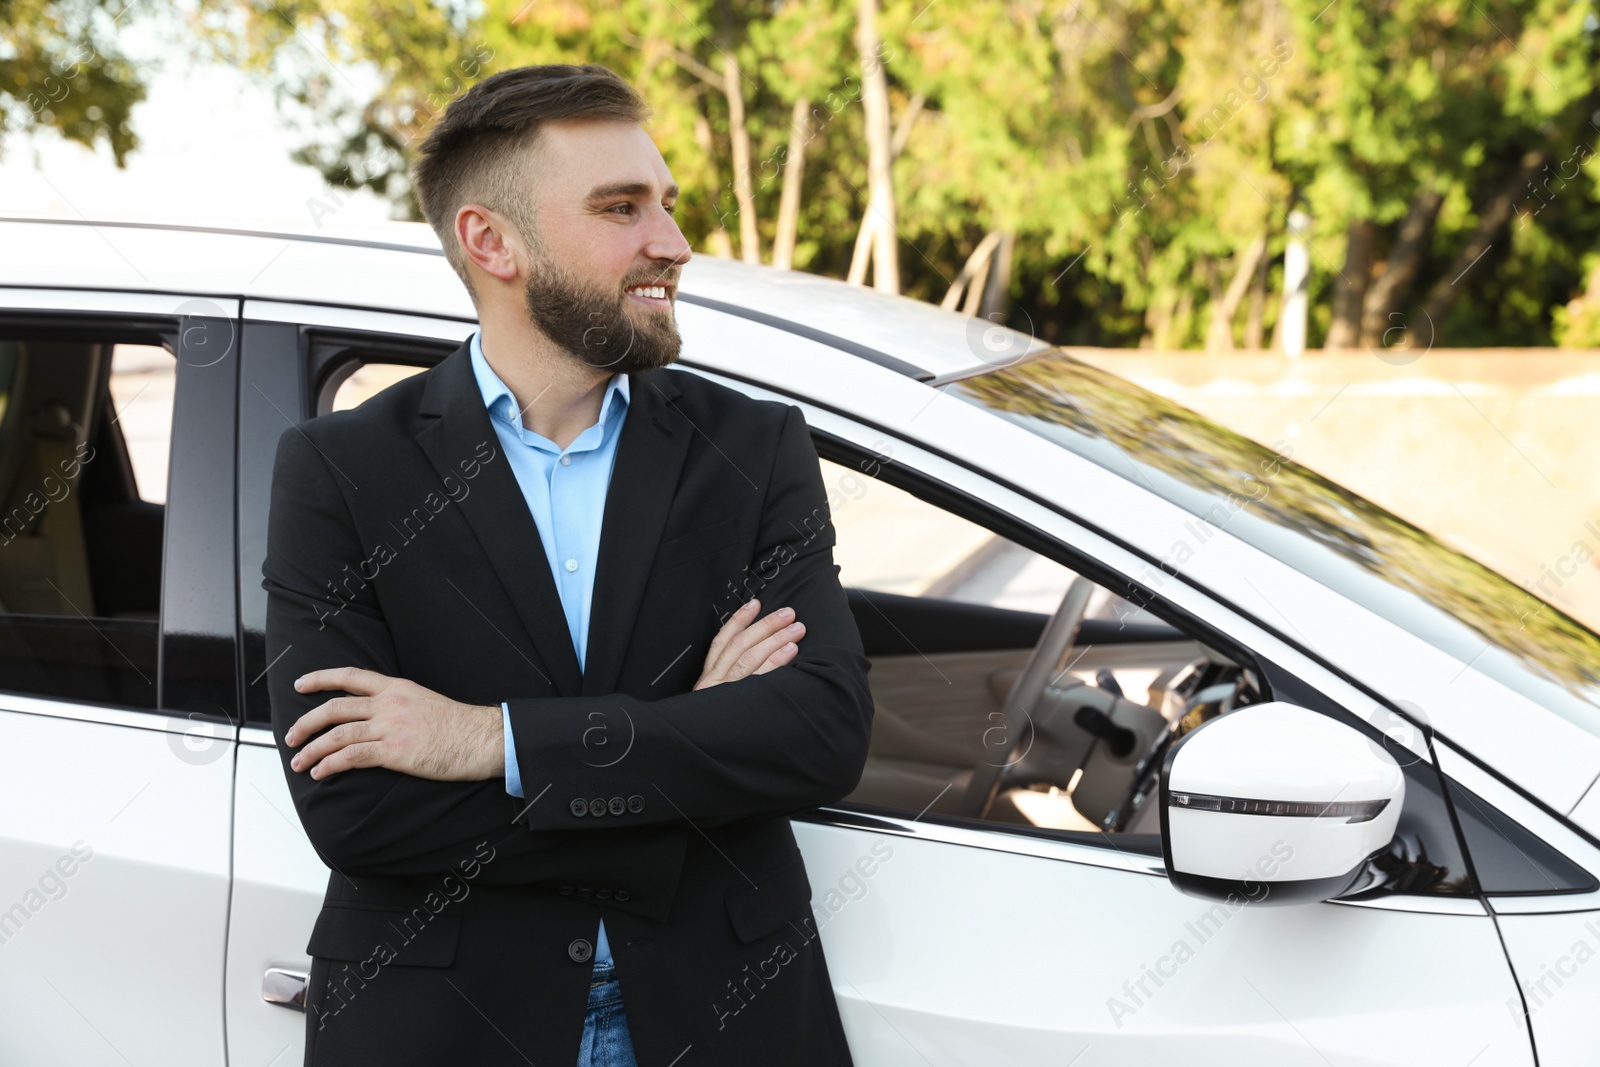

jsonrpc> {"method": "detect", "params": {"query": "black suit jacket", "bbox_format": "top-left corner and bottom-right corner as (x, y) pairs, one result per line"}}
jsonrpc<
(262, 338), (873, 1066)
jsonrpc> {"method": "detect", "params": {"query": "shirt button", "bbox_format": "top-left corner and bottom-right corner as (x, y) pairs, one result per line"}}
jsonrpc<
(565, 558), (579, 573)
(568, 938), (593, 963)
(560, 454), (572, 466)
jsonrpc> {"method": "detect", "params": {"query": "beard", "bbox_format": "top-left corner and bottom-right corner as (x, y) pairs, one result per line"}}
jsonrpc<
(521, 253), (682, 375)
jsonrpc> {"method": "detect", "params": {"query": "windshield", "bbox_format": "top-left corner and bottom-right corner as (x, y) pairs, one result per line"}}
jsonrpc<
(951, 353), (1600, 738)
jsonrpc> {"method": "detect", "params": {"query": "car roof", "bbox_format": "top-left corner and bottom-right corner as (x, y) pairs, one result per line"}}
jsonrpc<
(0, 215), (1045, 381)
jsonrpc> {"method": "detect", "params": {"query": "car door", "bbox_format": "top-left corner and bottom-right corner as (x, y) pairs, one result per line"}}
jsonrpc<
(0, 289), (238, 1066)
(672, 330), (1539, 1065)
(225, 301), (466, 1065)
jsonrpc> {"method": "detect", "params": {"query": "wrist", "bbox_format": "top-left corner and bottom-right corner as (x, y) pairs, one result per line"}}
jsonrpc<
(479, 703), (504, 780)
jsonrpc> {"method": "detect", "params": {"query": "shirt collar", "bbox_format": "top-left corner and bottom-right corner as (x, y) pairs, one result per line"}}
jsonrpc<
(469, 329), (630, 438)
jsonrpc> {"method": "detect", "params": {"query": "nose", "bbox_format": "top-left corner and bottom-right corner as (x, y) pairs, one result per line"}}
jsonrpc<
(646, 206), (692, 269)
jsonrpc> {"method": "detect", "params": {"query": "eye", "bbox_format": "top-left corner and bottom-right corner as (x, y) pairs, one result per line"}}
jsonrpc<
(608, 203), (633, 215)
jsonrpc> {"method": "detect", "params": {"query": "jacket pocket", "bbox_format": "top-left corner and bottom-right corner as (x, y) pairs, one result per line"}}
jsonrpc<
(653, 515), (740, 575)
(305, 904), (462, 967)
(724, 852), (815, 944)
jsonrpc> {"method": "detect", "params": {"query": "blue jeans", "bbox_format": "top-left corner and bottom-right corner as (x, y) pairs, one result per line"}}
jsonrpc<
(577, 958), (639, 1067)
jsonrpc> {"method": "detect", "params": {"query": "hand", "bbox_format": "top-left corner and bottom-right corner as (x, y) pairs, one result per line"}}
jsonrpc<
(284, 667), (503, 782)
(694, 598), (805, 691)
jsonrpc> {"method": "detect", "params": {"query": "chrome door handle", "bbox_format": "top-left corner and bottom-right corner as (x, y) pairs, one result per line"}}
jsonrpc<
(262, 967), (308, 1011)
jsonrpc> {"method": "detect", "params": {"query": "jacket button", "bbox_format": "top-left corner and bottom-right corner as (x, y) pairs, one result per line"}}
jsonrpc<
(568, 939), (593, 963)
(595, 888), (613, 900)
(577, 886), (593, 898)
(559, 885), (574, 896)
(607, 796), (626, 815)
(626, 794), (644, 813)
(569, 799), (588, 817)
(588, 798), (607, 817)
(614, 889), (630, 902)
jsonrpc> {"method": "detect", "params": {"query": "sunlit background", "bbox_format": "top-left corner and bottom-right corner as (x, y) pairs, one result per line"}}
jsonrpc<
(6, 0), (1600, 627)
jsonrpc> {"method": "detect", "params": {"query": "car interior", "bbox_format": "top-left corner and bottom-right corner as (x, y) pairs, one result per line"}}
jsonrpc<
(821, 451), (1265, 839)
(0, 328), (169, 707)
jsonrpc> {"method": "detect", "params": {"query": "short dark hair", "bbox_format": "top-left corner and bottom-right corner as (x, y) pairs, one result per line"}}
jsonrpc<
(410, 63), (651, 303)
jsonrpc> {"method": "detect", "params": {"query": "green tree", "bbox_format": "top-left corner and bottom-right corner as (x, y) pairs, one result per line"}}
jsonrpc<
(1, 0), (148, 166)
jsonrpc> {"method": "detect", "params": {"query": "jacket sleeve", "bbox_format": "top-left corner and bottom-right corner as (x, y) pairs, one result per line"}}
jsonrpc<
(262, 424), (688, 894)
(503, 403), (876, 832)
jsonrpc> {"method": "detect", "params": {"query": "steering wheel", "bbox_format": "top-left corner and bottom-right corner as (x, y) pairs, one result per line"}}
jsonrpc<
(958, 576), (1095, 817)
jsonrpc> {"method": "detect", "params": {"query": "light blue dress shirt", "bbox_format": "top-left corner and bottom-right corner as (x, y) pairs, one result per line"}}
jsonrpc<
(469, 329), (629, 964)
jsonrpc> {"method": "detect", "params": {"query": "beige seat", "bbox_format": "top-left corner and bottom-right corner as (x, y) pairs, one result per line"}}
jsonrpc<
(846, 698), (979, 816)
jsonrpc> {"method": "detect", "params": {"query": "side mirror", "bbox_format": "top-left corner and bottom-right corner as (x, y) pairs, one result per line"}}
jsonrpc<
(1159, 701), (1404, 906)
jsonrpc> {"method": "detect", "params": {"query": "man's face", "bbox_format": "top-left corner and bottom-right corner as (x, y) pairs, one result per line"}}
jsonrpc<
(514, 119), (692, 375)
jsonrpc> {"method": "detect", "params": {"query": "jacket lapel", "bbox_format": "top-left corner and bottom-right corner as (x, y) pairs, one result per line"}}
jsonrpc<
(414, 340), (583, 696)
(582, 367), (692, 697)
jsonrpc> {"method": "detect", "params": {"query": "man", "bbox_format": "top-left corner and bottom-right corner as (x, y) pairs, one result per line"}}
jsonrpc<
(262, 63), (872, 1067)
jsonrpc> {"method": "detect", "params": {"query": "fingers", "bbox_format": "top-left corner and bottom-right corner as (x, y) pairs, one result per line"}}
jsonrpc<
(731, 618), (805, 679)
(299, 739), (386, 780)
(751, 641), (799, 675)
(712, 606), (799, 679)
(704, 598), (760, 668)
(294, 666), (389, 697)
(285, 695), (370, 748)
(290, 717), (374, 774)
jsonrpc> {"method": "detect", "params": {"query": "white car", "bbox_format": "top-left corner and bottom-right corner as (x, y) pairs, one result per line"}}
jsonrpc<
(2, 214), (1599, 1066)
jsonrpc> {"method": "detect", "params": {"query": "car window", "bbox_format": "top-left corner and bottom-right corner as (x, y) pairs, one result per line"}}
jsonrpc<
(331, 361), (427, 413)
(951, 353), (1600, 742)
(820, 435), (1477, 896)
(821, 455), (1077, 613)
(0, 332), (173, 709)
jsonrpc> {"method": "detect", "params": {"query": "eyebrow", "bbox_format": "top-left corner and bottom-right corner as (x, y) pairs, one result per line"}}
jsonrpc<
(584, 180), (680, 204)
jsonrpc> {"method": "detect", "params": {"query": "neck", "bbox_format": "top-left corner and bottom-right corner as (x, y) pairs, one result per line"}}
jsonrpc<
(478, 320), (615, 451)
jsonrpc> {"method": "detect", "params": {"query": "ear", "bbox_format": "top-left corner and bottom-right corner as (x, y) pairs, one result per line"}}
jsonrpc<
(456, 204), (521, 284)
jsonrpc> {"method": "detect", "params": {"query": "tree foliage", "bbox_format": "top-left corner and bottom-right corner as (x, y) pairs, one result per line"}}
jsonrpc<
(16, 0), (1599, 348)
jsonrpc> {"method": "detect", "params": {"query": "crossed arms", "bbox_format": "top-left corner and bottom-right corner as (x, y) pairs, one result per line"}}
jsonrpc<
(262, 404), (873, 895)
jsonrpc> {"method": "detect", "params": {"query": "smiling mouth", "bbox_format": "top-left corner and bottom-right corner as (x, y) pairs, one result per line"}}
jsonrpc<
(624, 284), (673, 308)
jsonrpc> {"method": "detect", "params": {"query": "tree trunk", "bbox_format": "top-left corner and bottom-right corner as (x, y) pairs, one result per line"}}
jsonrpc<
(1419, 150), (1546, 331)
(692, 108), (736, 259)
(721, 47), (761, 264)
(1244, 244), (1269, 349)
(1205, 235), (1269, 352)
(771, 97), (811, 271)
(941, 229), (1003, 311)
(1360, 188), (1444, 347)
(854, 0), (898, 292)
(847, 212), (875, 284)
(1325, 218), (1375, 349)
(891, 91), (925, 160)
(975, 230), (1014, 322)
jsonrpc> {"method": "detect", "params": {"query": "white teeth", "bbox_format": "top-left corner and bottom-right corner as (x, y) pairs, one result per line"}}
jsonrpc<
(627, 286), (667, 299)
